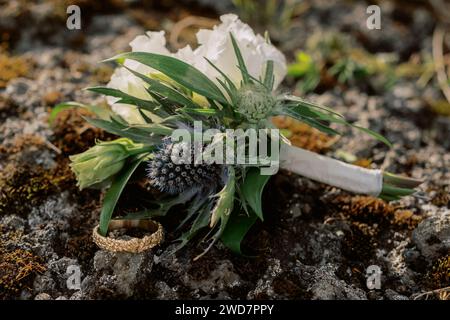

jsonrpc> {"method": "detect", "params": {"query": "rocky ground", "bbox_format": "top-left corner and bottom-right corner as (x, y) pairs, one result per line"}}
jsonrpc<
(0, 0), (449, 300)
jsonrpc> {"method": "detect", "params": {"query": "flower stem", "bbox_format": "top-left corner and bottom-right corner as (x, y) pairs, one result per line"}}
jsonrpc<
(279, 143), (383, 196)
(380, 172), (424, 201)
(279, 143), (423, 200)
(127, 145), (155, 156)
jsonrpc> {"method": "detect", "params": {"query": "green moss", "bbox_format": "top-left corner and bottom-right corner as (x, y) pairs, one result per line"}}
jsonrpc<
(334, 195), (422, 231)
(0, 225), (46, 298)
(0, 107), (115, 217)
(0, 162), (73, 216)
(427, 255), (450, 290)
(0, 249), (46, 297)
(333, 195), (423, 265)
(0, 53), (32, 88)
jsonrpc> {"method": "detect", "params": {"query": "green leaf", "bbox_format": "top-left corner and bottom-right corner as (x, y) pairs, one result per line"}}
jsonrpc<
(383, 172), (423, 189)
(229, 32), (251, 85)
(204, 57), (238, 109)
(209, 167), (236, 228)
(84, 117), (164, 144)
(119, 189), (198, 220)
(379, 194), (400, 202)
(284, 104), (332, 120)
(284, 95), (345, 118)
(276, 106), (341, 136)
(172, 202), (213, 253)
(263, 60), (274, 91)
(281, 101), (392, 147)
(49, 101), (111, 124)
(300, 117), (341, 136)
(351, 124), (392, 148)
(182, 107), (219, 116)
(241, 167), (271, 221)
(122, 66), (201, 109)
(221, 209), (258, 254)
(99, 156), (146, 236)
(381, 184), (416, 197)
(105, 52), (228, 105)
(127, 122), (174, 136)
(86, 87), (167, 118)
(137, 107), (153, 123)
(176, 191), (211, 231)
(204, 57), (237, 92)
(194, 166), (236, 260)
(216, 78), (236, 106)
(49, 103), (75, 124)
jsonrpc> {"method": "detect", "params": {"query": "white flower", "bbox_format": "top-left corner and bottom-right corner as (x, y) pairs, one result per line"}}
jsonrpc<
(107, 67), (151, 124)
(193, 14), (286, 89)
(124, 30), (171, 75)
(106, 14), (287, 123)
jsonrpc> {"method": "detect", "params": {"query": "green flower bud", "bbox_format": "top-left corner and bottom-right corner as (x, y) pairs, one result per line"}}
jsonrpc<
(69, 138), (144, 190)
(235, 84), (277, 123)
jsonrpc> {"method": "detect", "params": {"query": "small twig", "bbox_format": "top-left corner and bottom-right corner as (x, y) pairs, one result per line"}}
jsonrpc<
(44, 139), (62, 155)
(430, 0), (450, 23)
(412, 286), (450, 300)
(432, 27), (450, 104)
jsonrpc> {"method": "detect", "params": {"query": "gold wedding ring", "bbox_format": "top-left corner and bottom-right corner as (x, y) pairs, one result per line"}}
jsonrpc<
(92, 219), (164, 253)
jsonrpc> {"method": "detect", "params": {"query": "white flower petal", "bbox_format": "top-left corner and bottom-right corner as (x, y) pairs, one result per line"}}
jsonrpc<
(193, 14), (287, 89)
(107, 32), (172, 124)
(174, 45), (196, 65)
(106, 67), (150, 124)
(125, 31), (171, 75)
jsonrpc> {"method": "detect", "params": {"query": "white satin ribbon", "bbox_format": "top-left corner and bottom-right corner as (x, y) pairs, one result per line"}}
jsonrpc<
(279, 143), (383, 196)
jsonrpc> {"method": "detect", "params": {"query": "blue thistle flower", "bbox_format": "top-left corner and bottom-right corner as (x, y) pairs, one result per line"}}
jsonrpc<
(147, 138), (225, 195)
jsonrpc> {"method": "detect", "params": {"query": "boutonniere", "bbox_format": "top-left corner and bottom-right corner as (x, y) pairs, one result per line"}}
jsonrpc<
(54, 14), (422, 258)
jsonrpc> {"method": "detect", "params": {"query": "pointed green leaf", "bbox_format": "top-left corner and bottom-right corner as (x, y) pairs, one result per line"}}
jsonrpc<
(241, 167), (271, 221)
(284, 95), (345, 118)
(263, 60), (274, 90)
(176, 191), (211, 231)
(182, 107), (219, 115)
(172, 203), (213, 253)
(281, 102), (392, 146)
(122, 66), (201, 109)
(221, 209), (258, 254)
(105, 52), (228, 105)
(99, 156), (146, 236)
(381, 184), (416, 197)
(205, 58), (237, 92)
(49, 101), (111, 124)
(119, 189), (198, 220)
(383, 172), (424, 189)
(276, 107), (341, 136)
(229, 32), (251, 84)
(84, 117), (163, 144)
(193, 167), (236, 260)
(351, 125), (392, 148)
(86, 86), (168, 118)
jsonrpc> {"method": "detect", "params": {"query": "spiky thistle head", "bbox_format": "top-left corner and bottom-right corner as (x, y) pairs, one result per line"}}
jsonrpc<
(235, 84), (278, 123)
(147, 138), (225, 195)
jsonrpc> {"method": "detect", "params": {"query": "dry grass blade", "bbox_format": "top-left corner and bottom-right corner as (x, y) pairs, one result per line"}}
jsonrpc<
(412, 286), (450, 300)
(432, 27), (450, 104)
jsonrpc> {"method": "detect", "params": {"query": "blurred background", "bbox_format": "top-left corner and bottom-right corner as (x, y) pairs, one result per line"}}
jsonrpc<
(0, 0), (449, 300)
